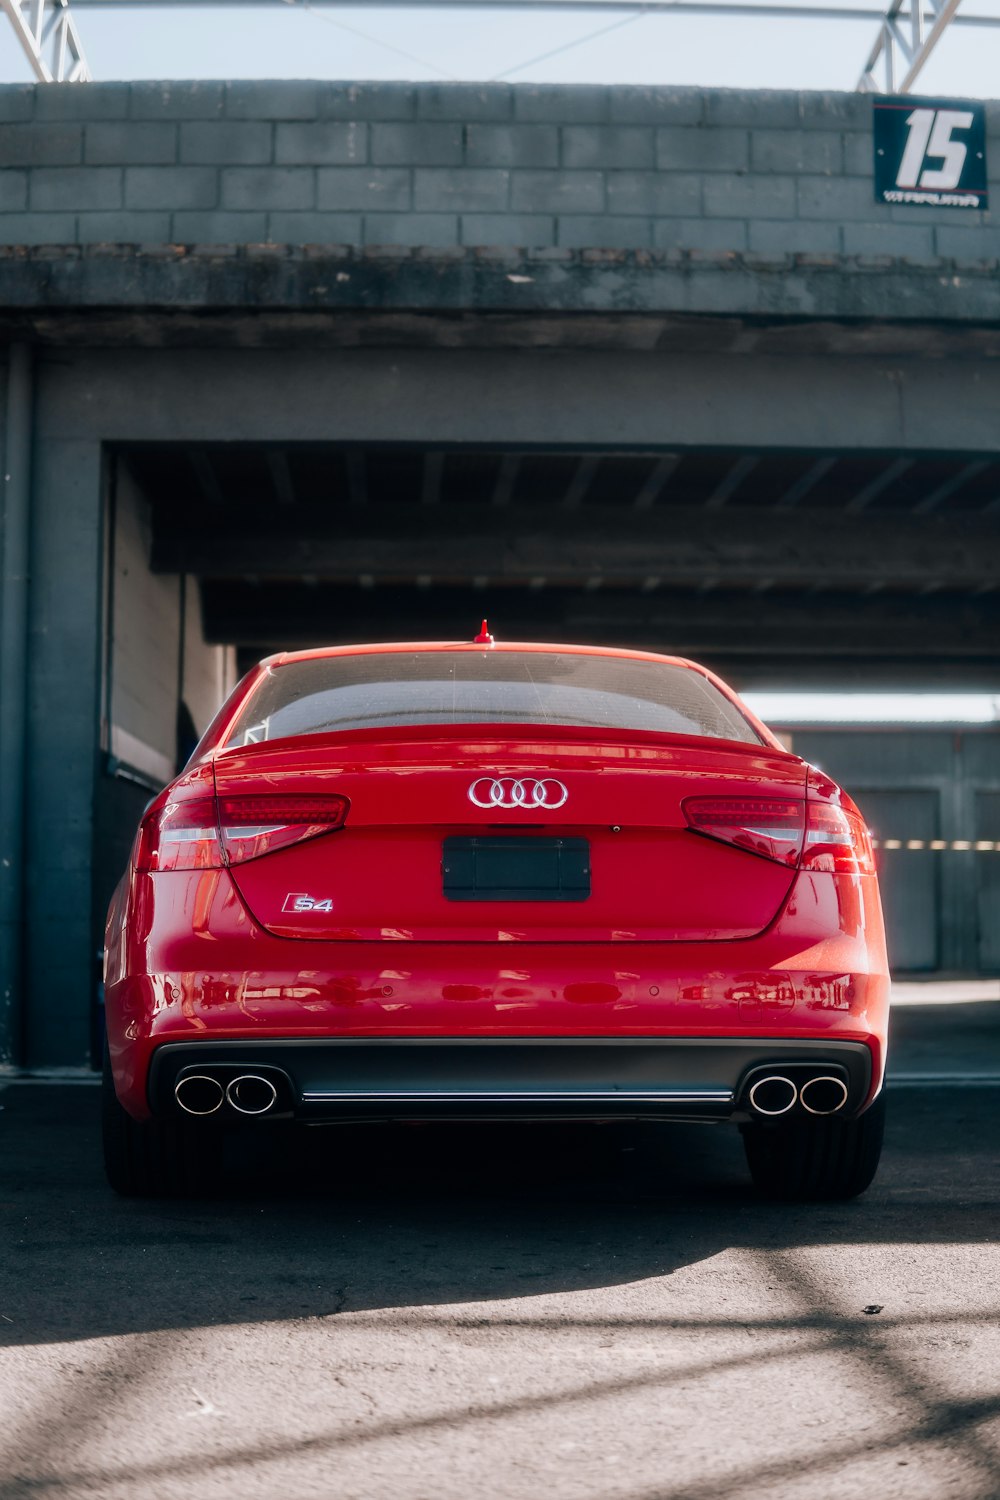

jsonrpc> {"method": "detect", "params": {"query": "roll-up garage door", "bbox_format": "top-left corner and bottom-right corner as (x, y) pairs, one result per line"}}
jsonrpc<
(854, 789), (940, 973)
(976, 792), (1000, 973)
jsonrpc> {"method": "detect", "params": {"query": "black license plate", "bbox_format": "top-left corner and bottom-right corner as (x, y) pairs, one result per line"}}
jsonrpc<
(443, 836), (590, 902)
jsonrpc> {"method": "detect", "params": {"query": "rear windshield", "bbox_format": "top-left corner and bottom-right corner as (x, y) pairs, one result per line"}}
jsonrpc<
(227, 652), (761, 747)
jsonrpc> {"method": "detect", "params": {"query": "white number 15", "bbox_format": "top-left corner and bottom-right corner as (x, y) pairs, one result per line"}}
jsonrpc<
(896, 108), (973, 191)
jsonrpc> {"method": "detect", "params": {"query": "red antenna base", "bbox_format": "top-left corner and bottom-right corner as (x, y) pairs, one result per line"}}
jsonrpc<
(474, 618), (495, 646)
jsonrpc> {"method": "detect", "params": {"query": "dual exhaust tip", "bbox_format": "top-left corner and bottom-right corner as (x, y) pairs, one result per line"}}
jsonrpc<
(747, 1073), (849, 1117)
(174, 1072), (279, 1118)
(175, 1066), (847, 1120)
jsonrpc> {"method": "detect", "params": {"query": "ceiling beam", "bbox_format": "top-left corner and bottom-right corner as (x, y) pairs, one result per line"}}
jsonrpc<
(491, 453), (520, 507)
(704, 454), (758, 510)
(632, 455), (679, 510)
(201, 581), (1000, 659)
(844, 456), (913, 513)
(154, 504), (1000, 591)
(562, 455), (600, 510)
(913, 458), (991, 514)
(775, 456), (836, 509)
(345, 450), (367, 507)
(421, 451), (445, 506)
(188, 449), (224, 509)
(265, 447), (295, 507)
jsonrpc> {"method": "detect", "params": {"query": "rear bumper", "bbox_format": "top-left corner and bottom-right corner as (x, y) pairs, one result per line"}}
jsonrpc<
(148, 1035), (875, 1124)
(105, 872), (889, 1120)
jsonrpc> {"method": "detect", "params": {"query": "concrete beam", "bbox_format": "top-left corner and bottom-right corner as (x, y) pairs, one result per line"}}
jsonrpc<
(34, 346), (1000, 456)
(2, 247), (1000, 332)
(158, 505), (1000, 590)
(201, 582), (1000, 657)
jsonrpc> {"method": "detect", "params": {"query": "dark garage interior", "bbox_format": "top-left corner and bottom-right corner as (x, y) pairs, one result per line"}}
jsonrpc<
(93, 438), (1000, 994)
(121, 440), (1000, 685)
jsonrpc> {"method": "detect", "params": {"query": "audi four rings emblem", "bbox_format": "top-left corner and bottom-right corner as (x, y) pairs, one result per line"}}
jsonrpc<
(468, 777), (569, 810)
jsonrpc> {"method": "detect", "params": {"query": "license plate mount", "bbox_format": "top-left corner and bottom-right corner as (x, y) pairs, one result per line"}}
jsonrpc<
(443, 835), (591, 902)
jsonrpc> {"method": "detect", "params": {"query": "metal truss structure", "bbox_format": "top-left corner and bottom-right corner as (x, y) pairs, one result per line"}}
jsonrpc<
(856, 0), (965, 93)
(2, 0), (90, 81)
(4, 0), (996, 94)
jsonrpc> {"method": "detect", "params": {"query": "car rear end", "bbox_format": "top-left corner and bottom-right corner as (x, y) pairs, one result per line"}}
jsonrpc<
(103, 642), (889, 1198)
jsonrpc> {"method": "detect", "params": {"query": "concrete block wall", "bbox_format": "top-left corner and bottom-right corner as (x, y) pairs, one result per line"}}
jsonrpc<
(0, 81), (997, 260)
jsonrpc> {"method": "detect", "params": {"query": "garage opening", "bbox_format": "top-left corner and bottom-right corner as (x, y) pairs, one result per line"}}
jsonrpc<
(93, 441), (1000, 1009)
(117, 440), (1000, 688)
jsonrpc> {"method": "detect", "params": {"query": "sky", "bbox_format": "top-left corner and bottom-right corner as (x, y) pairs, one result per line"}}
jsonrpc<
(1, 0), (999, 94)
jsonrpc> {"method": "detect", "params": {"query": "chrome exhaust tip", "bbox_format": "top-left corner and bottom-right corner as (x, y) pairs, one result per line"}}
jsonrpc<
(800, 1076), (849, 1116)
(175, 1074), (225, 1117)
(226, 1074), (279, 1116)
(747, 1075), (798, 1117)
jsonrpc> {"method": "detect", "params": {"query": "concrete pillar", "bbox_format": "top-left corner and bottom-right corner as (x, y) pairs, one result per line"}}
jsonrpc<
(22, 432), (105, 1068)
(0, 345), (33, 1068)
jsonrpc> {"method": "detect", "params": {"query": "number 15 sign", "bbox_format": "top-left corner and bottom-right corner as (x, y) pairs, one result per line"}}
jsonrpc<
(873, 95), (987, 210)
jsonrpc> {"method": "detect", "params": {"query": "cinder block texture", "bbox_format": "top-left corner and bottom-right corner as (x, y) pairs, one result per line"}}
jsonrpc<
(265, 211), (361, 244)
(414, 168), (508, 213)
(320, 84), (416, 121)
(606, 172), (700, 216)
(459, 213), (556, 246)
(562, 126), (655, 170)
(511, 171), (603, 214)
(225, 82), (320, 120)
(464, 125), (558, 169)
(129, 83), (224, 120)
(417, 85), (513, 122)
(362, 212), (458, 245)
(172, 210), (268, 242)
(0, 81), (990, 261)
(30, 167), (122, 212)
(78, 210), (172, 242)
(86, 123), (176, 165)
(275, 122), (366, 165)
(0, 86), (35, 122)
(1, 123), (82, 165)
(220, 168), (312, 210)
(372, 123), (462, 166)
(317, 167), (410, 212)
(558, 215), (652, 248)
(0, 211), (76, 243)
(0, 170), (27, 210)
(125, 166), (217, 210)
(935, 224), (1000, 259)
(179, 122), (273, 165)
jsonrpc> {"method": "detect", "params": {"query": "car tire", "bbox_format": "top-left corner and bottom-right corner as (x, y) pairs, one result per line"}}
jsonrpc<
(102, 1043), (214, 1198)
(741, 1094), (885, 1201)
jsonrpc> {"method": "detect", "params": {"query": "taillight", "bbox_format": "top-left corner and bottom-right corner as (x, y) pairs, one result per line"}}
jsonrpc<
(135, 794), (221, 872)
(218, 795), (349, 864)
(683, 795), (874, 874)
(802, 803), (875, 875)
(135, 791), (349, 871)
(684, 798), (805, 866)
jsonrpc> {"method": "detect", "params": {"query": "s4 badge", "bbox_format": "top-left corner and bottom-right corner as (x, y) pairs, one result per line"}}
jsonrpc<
(282, 893), (334, 913)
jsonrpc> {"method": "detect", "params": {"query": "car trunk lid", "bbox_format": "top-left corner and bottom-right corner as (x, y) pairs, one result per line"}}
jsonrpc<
(214, 727), (808, 942)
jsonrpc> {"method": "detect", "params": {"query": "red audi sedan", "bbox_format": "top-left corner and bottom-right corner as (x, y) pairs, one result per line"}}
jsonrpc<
(103, 634), (889, 1200)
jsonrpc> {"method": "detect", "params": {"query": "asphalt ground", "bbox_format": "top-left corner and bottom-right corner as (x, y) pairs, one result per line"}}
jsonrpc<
(1, 994), (999, 1500)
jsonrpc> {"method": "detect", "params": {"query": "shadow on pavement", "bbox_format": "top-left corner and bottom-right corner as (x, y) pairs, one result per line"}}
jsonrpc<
(1, 1079), (998, 1351)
